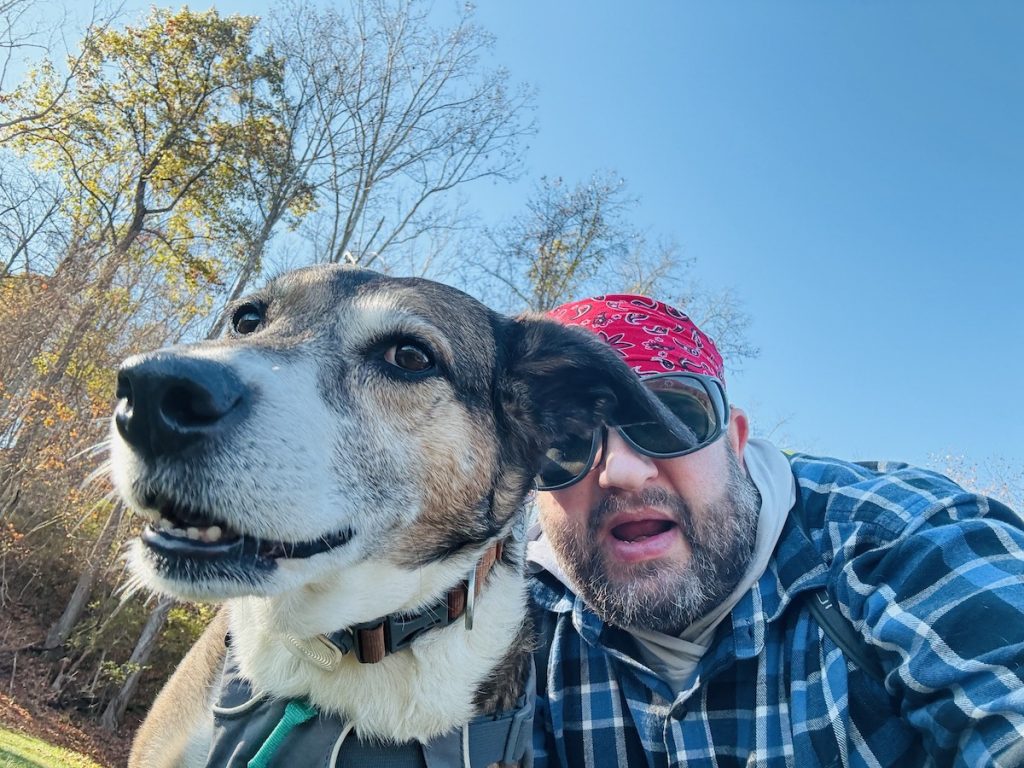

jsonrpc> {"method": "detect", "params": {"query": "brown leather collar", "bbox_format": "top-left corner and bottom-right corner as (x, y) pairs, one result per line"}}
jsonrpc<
(313, 540), (504, 664)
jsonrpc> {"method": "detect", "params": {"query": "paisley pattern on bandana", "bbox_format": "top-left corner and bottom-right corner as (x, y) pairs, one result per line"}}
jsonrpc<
(549, 294), (725, 385)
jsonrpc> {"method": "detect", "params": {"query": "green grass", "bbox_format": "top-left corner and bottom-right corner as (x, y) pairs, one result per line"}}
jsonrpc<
(0, 727), (104, 768)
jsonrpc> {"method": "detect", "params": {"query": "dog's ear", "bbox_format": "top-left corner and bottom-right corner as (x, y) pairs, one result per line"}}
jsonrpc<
(497, 315), (690, 459)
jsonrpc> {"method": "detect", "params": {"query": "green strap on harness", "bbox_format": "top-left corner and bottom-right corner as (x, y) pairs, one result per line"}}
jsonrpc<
(248, 700), (319, 768)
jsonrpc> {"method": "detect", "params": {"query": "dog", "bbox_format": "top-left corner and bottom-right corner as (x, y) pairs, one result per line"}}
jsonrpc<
(110, 264), (677, 767)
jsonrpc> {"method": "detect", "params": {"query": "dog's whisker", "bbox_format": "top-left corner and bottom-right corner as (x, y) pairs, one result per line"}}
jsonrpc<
(69, 494), (124, 534)
(70, 439), (112, 462)
(116, 552), (149, 603)
(81, 460), (114, 490)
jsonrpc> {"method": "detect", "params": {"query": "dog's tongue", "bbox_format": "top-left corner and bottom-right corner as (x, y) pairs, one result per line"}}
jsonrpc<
(611, 519), (673, 542)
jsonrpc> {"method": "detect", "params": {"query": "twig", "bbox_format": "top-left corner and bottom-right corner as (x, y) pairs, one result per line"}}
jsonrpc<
(8, 650), (16, 696)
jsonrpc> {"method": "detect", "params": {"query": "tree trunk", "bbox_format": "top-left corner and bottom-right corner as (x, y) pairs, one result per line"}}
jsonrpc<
(44, 504), (124, 651)
(99, 595), (174, 731)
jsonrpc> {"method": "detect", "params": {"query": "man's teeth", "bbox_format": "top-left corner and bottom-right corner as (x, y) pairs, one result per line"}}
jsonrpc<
(157, 519), (225, 542)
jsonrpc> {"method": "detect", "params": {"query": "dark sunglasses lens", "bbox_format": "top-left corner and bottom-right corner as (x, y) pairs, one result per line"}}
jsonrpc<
(622, 378), (717, 455)
(536, 431), (597, 489)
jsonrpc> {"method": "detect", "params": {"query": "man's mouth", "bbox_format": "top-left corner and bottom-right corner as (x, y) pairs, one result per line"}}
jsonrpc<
(139, 495), (352, 562)
(604, 514), (685, 563)
(610, 519), (675, 543)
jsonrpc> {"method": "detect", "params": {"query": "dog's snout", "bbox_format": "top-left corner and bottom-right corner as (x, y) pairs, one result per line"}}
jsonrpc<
(115, 353), (249, 457)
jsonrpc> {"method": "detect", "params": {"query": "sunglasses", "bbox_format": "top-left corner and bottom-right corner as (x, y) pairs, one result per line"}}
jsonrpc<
(535, 372), (729, 491)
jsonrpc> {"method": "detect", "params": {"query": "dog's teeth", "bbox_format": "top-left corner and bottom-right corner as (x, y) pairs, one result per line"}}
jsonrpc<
(186, 527), (200, 540)
(159, 519), (173, 530)
(206, 526), (222, 542)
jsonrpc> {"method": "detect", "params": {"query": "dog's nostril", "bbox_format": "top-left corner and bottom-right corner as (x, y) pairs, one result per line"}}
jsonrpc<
(116, 372), (134, 408)
(160, 383), (231, 429)
(114, 372), (135, 443)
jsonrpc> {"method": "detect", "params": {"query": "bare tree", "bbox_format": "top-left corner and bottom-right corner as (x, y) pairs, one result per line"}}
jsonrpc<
(202, 0), (533, 335)
(0, 160), (63, 277)
(0, 0), (38, 93)
(202, 24), (323, 337)
(678, 284), (759, 366)
(481, 173), (642, 312)
(266, 0), (532, 274)
(937, 454), (1023, 512)
(477, 171), (759, 366)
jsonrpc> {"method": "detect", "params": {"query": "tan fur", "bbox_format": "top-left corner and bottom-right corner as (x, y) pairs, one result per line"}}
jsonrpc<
(391, 406), (501, 568)
(129, 610), (228, 768)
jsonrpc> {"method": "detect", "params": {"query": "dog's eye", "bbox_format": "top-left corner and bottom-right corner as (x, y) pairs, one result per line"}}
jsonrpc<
(385, 341), (434, 373)
(232, 304), (264, 335)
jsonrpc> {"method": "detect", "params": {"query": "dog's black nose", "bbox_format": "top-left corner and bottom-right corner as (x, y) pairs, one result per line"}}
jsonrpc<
(114, 353), (249, 457)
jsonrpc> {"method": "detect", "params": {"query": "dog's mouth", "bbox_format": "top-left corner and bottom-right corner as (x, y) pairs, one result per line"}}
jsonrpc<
(139, 495), (353, 562)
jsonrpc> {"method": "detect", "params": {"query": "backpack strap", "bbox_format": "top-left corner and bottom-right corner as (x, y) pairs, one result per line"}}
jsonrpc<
(788, 483), (887, 685)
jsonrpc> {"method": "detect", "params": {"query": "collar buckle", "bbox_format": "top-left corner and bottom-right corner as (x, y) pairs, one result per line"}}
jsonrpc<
(325, 593), (453, 664)
(375, 600), (452, 654)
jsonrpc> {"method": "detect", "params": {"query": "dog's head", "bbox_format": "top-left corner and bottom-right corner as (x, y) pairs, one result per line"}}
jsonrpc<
(110, 265), (679, 603)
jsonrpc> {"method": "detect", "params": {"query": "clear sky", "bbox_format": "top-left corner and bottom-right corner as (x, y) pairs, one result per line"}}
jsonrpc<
(115, 1), (1024, 490)
(456, 1), (1023, 486)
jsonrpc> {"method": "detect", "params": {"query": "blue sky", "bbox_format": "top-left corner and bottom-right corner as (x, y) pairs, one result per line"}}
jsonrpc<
(455, 2), (1023, 486)
(106, 1), (1024, 491)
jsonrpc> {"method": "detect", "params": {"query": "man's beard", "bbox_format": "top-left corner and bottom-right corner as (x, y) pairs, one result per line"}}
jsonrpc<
(547, 448), (761, 635)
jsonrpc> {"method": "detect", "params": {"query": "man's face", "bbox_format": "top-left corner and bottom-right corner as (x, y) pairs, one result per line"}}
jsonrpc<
(536, 409), (759, 634)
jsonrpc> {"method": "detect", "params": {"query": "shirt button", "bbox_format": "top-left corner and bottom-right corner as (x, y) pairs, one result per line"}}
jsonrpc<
(671, 703), (687, 720)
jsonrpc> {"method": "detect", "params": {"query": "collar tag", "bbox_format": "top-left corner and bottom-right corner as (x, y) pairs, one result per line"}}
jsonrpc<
(282, 631), (346, 672)
(465, 566), (478, 631)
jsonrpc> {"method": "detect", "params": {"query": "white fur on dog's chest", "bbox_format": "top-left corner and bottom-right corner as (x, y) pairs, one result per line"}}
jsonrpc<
(226, 566), (527, 743)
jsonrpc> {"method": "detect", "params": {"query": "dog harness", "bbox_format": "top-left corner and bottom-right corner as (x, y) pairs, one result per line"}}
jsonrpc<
(204, 647), (535, 768)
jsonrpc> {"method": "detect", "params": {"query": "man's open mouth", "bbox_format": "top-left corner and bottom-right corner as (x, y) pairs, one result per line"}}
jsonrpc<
(604, 516), (683, 564)
(610, 519), (676, 543)
(139, 495), (352, 562)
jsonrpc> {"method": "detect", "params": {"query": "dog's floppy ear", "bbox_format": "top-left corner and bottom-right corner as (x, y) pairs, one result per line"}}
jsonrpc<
(497, 315), (690, 459)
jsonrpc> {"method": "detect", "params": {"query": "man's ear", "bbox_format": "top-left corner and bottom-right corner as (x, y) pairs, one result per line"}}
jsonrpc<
(497, 315), (689, 457)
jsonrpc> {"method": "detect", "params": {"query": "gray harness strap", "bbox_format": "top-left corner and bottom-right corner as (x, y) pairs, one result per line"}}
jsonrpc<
(206, 646), (534, 767)
(425, 659), (535, 768)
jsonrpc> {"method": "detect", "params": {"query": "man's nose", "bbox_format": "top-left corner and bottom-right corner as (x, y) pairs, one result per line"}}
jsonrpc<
(597, 429), (659, 491)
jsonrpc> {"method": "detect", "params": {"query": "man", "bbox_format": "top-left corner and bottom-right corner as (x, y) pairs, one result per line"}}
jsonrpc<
(527, 294), (1024, 767)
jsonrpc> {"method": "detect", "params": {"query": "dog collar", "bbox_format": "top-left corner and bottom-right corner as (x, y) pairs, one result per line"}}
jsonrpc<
(284, 540), (504, 668)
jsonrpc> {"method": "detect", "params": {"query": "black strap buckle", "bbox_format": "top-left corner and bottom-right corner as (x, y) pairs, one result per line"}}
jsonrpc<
(322, 599), (452, 662)
(378, 600), (452, 654)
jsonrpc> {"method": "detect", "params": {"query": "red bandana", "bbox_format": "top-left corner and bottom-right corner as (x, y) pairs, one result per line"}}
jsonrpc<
(548, 294), (725, 386)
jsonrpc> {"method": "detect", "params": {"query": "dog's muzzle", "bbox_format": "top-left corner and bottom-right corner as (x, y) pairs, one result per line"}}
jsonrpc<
(114, 351), (354, 574)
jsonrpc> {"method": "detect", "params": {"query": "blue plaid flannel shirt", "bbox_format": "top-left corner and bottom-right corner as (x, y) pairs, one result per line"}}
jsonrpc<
(529, 453), (1024, 767)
